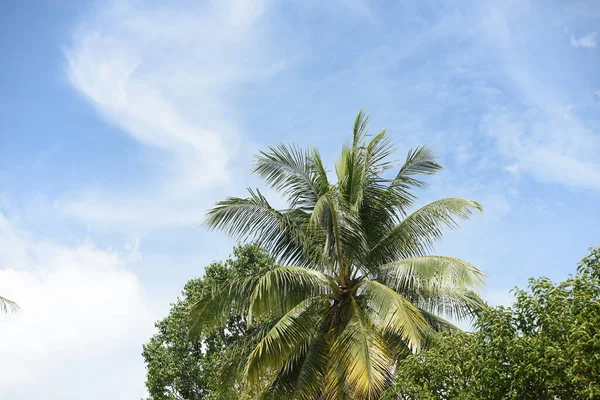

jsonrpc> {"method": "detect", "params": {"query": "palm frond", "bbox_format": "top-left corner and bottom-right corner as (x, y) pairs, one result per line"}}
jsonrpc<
(309, 194), (337, 262)
(310, 193), (368, 272)
(363, 130), (396, 174)
(418, 308), (460, 333)
(204, 189), (321, 266)
(262, 335), (331, 400)
(243, 297), (328, 388)
(323, 359), (349, 400)
(310, 147), (331, 199)
(367, 146), (443, 226)
(360, 280), (428, 349)
(0, 296), (18, 313)
(376, 256), (486, 322)
(330, 298), (393, 399)
(292, 335), (330, 400)
(352, 109), (369, 148)
(405, 287), (485, 322)
(248, 266), (335, 323)
(376, 256), (485, 292)
(213, 320), (279, 397)
(253, 143), (329, 211)
(353, 130), (395, 211)
(336, 111), (374, 207)
(336, 145), (364, 207)
(190, 272), (264, 335)
(394, 146), (442, 183)
(369, 198), (483, 265)
(258, 356), (303, 400)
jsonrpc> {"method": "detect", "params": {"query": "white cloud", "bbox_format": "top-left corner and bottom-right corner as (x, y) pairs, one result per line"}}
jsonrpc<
(63, 0), (284, 228)
(570, 31), (597, 48)
(0, 213), (154, 399)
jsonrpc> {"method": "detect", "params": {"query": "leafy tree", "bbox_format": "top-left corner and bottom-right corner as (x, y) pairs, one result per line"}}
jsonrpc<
(193, 111), (485, 399)
(385, 246), (600, 400)
(142, 244), (276, 400)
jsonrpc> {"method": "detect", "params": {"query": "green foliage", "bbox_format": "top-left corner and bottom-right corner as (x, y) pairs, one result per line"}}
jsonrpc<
(142, 244), (276, 400)
(196, 111), (484, 399)
(385, 247), (600, 400)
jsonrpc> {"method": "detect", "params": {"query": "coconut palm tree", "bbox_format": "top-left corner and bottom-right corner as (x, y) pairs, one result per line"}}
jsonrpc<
(193, 111), (485, 399)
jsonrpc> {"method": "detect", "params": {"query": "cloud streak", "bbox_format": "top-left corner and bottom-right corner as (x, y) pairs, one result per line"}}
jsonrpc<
(480, 3), (600, 191)
(64, 0), (284, 227)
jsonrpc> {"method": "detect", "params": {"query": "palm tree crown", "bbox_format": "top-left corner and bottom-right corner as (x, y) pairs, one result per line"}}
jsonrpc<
(193, 111), (485, 399)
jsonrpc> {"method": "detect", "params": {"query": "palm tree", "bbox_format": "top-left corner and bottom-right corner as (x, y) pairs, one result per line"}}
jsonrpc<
(193, 111), (485, 399)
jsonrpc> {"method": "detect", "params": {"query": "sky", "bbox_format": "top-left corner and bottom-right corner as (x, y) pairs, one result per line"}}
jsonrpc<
(0, 0), (599, 398)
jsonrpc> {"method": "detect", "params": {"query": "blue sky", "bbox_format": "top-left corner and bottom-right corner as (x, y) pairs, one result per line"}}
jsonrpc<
(1, 0), (599, 398)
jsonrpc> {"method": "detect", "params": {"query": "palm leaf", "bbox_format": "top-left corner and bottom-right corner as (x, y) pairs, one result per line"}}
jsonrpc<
(292, 335), (330, 399)
(310, 193), (368, 274)
(418, 308), (460, 333)
(0, 296), (18, 313)
(376, 256), (486, 321)
(391, 146), (442, 189)
(369, 198), (483, 266)
(190, 272), (264, 335)
(310, 147), (331, 199)
(352, 109), (369, 148)
(243, 296), (328, 388)
(323, 358), (349, 400)
(360, 280), (428, 349)
(402, 286), (485, 322)
(376, 256), (485, 292)
(248, 266), (335, 323)
(204, 189), (321, 267)
(354, 129), (396, 211)
(253, 143), (329, 211)
(330, 298), (393, 399)
(213, 320), (279, 398)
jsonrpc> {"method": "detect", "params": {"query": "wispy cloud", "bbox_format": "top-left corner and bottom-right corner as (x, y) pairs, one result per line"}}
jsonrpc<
(483, 111), (600, 190)
(63, 0), (284, 228)
(480, 3), (600, 191)
(570, 31), (597, 48)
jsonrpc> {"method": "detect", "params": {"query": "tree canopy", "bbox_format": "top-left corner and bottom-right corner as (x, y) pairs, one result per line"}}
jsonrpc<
(142, 244), (276, 400)
(193, 111), (485, 399)
(385, 246), (600, 400)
